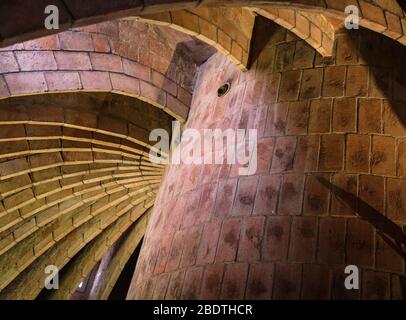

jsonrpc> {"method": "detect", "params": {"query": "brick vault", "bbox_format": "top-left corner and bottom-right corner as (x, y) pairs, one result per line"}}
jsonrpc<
(0, 0), (405, 300)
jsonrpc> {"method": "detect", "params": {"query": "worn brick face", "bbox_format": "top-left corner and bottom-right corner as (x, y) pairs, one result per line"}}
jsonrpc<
(4, 16), (403, 300)
(332, 97), (356, 132)
(323, 66), (346, 97)
(319, 134), (344, 171)
(347, 219), (374, 267)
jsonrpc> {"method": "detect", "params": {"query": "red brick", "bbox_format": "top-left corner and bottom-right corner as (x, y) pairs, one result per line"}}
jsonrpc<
(386, 178), (406, 223)
(177, 87), (192, 106)
(254, 137), (274, 174)
(292, 39), (313, 66)
(262, 216), (290, 261)
(232, 176), (258, 216)
(79, 71), (111, 90)
(200, 263), (225, 299)
(110, 73), (140, 96)
(300, 68), (322, 99)
(151, 273), (170, 299)
(153, 233), (173, 275)
(369, 67), (392, 98)
(279, 70), (301, 101)
(237, 216), (265, 262)
(166, 95), (188, 120)
(286, 100), (309, 135)
(180, 190), (200, 229)
(398, 139), (406, 176)
(301, 264), (331, 299)
(358, 98), (382, 133)
(246, 262), (274, 299)
(346, 218), (374, 267)
(59, 31), (94, 51)
(23, 34), (60, 50)
(5, 72), (47, 95)
(15, 51), (57, 71)
(362, 271), (390, 299)
(336, 34), (358, 65)
(273, 263), (302, 299)
(359, 174), (384, 213)
(54, 51), (92, 70)
(180, 226), (202, 268)
(165, 229), (186, 272)
(346, 134), (370, 173)
(289, 216), (317, 262)
(90, 53), (123, 72)
(165, 269), (186, 300)
(319, 134), (344, 171)
(151, 70), (177, 96)
(0, 52), (19, 73)
(220, 263), (248, 299)
(275, 42), (295, 72)
(197, 183), (218, 224)
(332, 97), (356, 132)
(322, 66), (346, 97)
(359, 1), (387, 29)
(92, 34), (110, 53)
(196, 219), (222, 265)
(331, 174), (358, 216)
(0, 76), (10, 97)
(376, 235), (404, 273)
(264, 102), (288, 137)
(123, 59), (150, 82)
(45, 71), (81, 91)
(243, 80), (263, 107)
(271, 136), (297, 173)
(140, 81), (165, 106)
(181, 267), (204, 299)
(317, 217), (346, 264)
(303, 174), (330, 215)
(261, 73), (280, 104)
(371, 135), (396, 175)
(308, 99), (331, 133)
(383, 100), (405, 137)
(215, 218), (241, 262)
(213, 179), (237, 218)
(278, 173), (304, 215)
(346, 65), (368, 96)
(292, 135), (319, 172)
(254, 174), (280, 215)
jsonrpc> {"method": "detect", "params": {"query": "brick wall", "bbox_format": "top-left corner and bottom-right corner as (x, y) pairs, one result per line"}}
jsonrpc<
(128, 23), (406, 300)
(0, 20), (198, 121)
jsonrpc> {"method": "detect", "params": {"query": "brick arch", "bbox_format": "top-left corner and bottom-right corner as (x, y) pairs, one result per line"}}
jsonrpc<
(136, 7), (255, 70)
(0, 20), (196, 122)
(1, 0), (405, 68)
(0, 92), (170, 299)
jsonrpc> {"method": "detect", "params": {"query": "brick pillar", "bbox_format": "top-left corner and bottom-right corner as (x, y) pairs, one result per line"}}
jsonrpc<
(128, 25), (406, 300)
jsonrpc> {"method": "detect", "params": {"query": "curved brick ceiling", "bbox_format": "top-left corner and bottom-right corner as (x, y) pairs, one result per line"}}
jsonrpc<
(0, 20), (206, 122)
(0, 92), (172, 299)
(0, 0), (405, 70)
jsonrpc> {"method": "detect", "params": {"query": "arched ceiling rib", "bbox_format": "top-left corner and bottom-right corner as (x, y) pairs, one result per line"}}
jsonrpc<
(1, 0), (405, 69)
(0, 92), (172, 299)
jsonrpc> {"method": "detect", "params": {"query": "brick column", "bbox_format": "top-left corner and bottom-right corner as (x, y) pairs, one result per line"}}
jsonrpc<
(128, 24), (406, 300)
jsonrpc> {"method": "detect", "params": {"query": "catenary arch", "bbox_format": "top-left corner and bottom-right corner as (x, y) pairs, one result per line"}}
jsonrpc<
(0, 92), (172, 299)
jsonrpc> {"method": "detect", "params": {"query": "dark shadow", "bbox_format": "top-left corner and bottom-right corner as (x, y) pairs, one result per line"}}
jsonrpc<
(108, 238), (143, 300)
(397, 0), (406, 12)
(347, 27), (406, 126)
(247, 15), (279, 69)
(316, 176), (406, 260)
